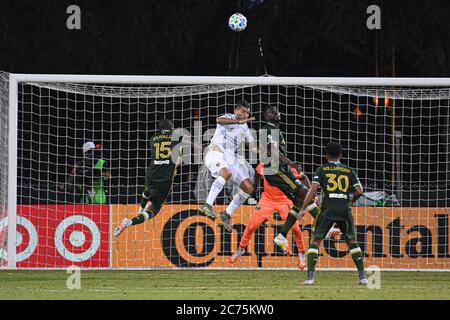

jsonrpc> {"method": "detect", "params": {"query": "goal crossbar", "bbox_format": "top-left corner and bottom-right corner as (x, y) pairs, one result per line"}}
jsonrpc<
(9, 74), (450, 86)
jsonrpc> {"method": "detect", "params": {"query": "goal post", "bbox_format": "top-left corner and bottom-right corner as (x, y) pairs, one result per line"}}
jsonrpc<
(2, 72), (450, 270)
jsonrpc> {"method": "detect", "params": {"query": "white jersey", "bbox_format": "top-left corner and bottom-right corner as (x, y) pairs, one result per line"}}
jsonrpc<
(209, 113), (254, 156)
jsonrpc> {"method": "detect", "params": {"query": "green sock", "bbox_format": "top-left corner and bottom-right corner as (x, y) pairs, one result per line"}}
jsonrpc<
(309, 206), (319, 219)
(349, 243), (365, 279)
(307, 244), (319, 280)
(281, 206), (300, 237)
(140, 197), (148, 210)
(131, 210), (155, 226)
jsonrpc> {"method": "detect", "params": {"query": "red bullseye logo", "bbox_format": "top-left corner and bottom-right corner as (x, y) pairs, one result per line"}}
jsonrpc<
(54, 215), (101, 262)
(0, 216), (38, 262)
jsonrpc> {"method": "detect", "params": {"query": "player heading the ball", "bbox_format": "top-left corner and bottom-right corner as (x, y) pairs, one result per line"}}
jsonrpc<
(199, 100), (257, 232)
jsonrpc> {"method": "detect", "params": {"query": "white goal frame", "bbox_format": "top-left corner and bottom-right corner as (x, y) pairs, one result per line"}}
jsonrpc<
(6, 73), (450, 269)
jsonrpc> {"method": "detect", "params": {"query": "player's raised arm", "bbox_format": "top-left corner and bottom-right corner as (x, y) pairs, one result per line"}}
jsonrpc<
(216, 115), (255, 125)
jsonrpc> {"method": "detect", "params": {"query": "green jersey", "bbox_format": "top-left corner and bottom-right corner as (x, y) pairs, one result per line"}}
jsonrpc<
(262, 122), (288, 171)
(147, 130), (183, 182)
(312, 162), (362, 220)
(74, 158), (108, 204)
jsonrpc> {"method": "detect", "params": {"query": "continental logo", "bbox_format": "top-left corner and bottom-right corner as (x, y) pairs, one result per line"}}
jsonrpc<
(112, 205), (450, 269)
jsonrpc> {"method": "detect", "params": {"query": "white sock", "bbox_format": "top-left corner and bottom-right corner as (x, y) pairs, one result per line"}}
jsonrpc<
(206, 176), (227, 206)
(226, 189), (250, 216)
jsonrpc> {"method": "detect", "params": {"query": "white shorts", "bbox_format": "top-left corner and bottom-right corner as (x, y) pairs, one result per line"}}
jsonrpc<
(205, 150), (251, 186)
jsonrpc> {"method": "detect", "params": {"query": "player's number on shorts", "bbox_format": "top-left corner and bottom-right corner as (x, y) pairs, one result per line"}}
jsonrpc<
(154, 142), (172, 159)
(325, 174), (349, 192)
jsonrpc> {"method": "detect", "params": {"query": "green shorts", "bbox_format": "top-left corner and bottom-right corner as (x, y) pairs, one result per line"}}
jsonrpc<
(263, 165), (305, 201)
(312, 212), (356, 241)
(143, 176), (173, 214)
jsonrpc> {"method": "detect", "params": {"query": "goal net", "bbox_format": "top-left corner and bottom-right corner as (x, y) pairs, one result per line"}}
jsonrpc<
(2, 73), (450, 270)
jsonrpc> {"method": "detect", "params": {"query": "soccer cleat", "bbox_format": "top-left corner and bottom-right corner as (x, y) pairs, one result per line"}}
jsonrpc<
(199, 203), (217, 220)
(297, 252), (306, 270)
(358, 277), (368, 286)
(114, 218), (130, 237)
(274, 233), (291, 255)
(229, 248), (244, 264)
(325, 223), (343, 239)
(219, 211), (233, 232)
(303, 279), (315, 286)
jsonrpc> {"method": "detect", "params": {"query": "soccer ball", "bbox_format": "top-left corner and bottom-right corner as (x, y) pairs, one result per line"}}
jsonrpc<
(228, 13), (247, 32)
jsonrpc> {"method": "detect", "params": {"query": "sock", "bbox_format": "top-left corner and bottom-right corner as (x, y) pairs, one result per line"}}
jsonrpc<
(206, 176), (227, 206)
(140, 197), (148, 210)
(349, 243), (365, 278)
(281, 206), (300, 237)
(226, 190), (250, 215)
(309, 207), (319, 219)
(307, 244), (320, 280)
(131, 210), (154, 226)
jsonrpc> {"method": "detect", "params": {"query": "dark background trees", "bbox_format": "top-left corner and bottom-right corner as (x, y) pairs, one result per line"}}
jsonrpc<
(0, 0), (449, 76)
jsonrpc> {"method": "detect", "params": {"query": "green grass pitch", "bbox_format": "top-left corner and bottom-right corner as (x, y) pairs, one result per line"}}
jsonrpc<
(0, 270), (449, 300)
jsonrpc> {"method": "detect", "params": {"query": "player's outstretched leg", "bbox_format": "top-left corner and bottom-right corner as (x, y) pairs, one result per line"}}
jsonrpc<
(114, 208), (155, 237)
(114, 190), (157, 237)
(114, 218), (131, 237)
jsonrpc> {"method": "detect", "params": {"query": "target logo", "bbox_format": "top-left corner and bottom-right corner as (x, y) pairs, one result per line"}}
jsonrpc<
(54, 215), (101, 262)
(16, 205), (110, 268)
(0, 216), (38, 262)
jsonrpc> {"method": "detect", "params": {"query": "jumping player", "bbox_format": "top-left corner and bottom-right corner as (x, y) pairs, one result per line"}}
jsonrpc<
(260, 106), (341, 252)
(199, 100), (257, 232)
(114, 119), (185, 236)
